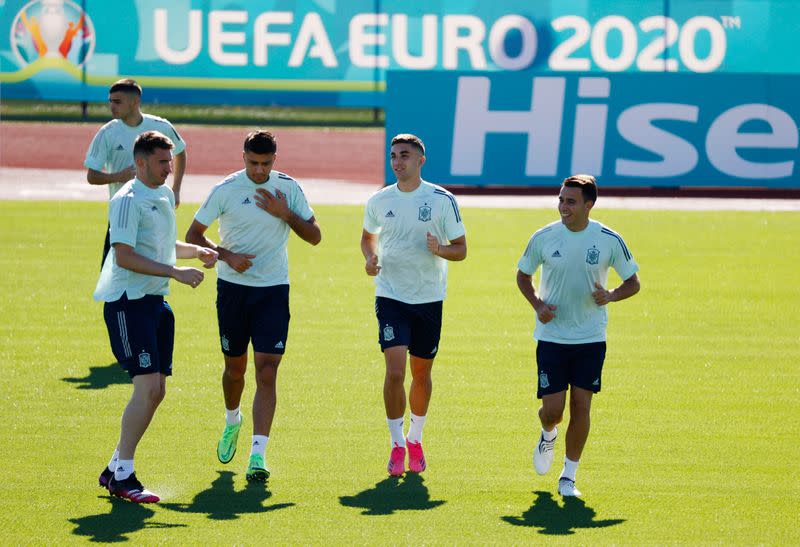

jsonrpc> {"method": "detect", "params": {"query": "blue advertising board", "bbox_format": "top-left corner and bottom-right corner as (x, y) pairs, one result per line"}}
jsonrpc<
(385, 70), (800, 188)
(1, 1), (800, 106)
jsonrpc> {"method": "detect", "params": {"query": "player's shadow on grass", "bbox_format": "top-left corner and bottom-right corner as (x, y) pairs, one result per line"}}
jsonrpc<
(339, 473), (445, 516)
(161, 470), (295, 520)
(62, 362), (129, 390)
(501, 491), (625, 535)
(69, 496), (185, 542)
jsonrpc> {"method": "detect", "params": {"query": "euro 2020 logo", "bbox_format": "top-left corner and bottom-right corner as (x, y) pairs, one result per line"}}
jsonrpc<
(10, 0), (96, 67)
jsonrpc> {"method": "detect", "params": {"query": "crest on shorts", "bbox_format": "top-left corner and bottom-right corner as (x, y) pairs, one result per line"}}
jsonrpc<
(138, 351), (151, 368)
(539, 372), (549, 388)
(221, 335), (230, 352)
(383, 325), (395, 341)
(418, 205), (432, 222)
(586, 247), (600, 265)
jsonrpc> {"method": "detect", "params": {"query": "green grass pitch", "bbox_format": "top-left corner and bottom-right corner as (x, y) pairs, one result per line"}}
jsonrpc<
(0, 201), (798, 544)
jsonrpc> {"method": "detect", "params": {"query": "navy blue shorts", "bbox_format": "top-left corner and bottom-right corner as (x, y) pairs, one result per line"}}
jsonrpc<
(103, 293), (175, 378)
(375, 297), (442, 359)
(216, 279), (290, 356)
(535, 340), (607, 398)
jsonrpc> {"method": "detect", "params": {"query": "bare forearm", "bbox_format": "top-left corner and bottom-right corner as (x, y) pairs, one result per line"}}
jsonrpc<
(361, 236), (377, 260)
(176, 240), (204, 259)
(172, 152), (186, 191)
(516, 271), (542, 308)
(286, 212), (321, 245)
(610, 276), (640, 302)
(116, 250), (176, 278)
(87, 169), (125, 186)
(434, 242), (466, 261)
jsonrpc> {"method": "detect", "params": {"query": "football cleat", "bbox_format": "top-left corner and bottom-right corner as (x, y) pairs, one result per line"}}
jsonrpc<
(406, 439), (426, 473)
(387, 445), (406, 476)
(558, 477), (582, 497)
(98, 467), (114, 489)
(246, 454), (270, 482)
(533, 428), (557, 475)
(217, 417), (243, 464)
(107, 473), (160, 503)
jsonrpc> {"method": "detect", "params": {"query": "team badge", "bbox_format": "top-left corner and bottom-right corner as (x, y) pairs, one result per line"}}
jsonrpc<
(539, 372), (549, 388)
(383, 325), (395, 341)
(418, 205), (432, 222)
(221, 335), (230, 351)
(138, 351), (152, 368)
(586, 247), (600, 265)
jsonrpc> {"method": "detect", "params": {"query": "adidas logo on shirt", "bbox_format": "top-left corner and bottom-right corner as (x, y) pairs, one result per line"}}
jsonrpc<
(114, 144), (124, 150)
(552, 250), (562, 257)
(242, 197), (252, 205)
(386, 210), (395, 217)
(274, 341), (284, 349)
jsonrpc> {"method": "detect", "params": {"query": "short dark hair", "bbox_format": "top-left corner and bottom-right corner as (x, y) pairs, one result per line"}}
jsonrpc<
(391, 133), (425, 155)
(133, 131), (174, 158)
(562, 174), (598, 203)
(244, 130), (277, 154)
(109, 78), (142, 97)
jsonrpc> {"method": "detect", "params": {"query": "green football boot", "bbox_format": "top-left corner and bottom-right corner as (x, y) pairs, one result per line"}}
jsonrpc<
(216, 417), (243, 464)
(245, 454), (270, 482)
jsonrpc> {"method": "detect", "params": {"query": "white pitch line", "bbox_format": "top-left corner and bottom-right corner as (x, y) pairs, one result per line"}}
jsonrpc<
(1, 167), (798, 211)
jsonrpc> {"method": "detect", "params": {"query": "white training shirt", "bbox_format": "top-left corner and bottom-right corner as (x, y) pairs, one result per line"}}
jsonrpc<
(194, 169), (314, 288)
(94, 179), (177, 302)
(84, 114), (186, 199)
(518, 219), (639, 344)
(363, 180), (466, 304)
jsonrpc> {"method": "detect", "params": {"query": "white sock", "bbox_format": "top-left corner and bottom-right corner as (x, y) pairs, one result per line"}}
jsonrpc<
(114, 459), (134, 481)
(406, 413), (427, 444)
(225, 407), (241, 426)
(542, 426), (557, 442)
(387, 417), (405, 448)
(107, 449), (119, 472)
(560, 457), (579, 481)
(251, 435), (269, 458)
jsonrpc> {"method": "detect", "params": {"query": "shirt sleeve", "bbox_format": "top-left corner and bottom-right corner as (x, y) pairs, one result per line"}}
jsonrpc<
(194, 184), (224, 227)
(517, 234), (543, 275)
(609, 234), (639, 280)
(288, 181), (314, 221)
(161, 121), (186, 155)
(109, 194), (140, 247)
(363, 196), (381, 234)
(439, 192), (465, 241)
(84, 126), (109, 171)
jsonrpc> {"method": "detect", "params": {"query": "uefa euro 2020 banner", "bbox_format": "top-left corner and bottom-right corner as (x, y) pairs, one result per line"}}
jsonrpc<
(385, 71), (800, 189)
(2, 0), (800, 106)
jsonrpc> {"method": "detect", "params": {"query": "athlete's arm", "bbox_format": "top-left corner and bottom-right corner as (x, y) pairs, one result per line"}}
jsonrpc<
(592, 273), (640, 306)
(516, 269), (556, 323)
(428, 233), (467, 261)
(87, 166), (135, 185)
(176, 240), (217, 268)
(361, 230), (381, 276)
(253, 188), (321, 245)
(113, 243), (204, 287)
(185, 219), (256, 273)
(171, 150), (187, 208)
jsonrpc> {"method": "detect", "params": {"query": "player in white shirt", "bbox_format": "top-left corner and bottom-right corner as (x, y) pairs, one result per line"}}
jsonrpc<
(94, 131), (217, 503)
(517, 175), (640, 498)
(186, 130), (321, 482)
(361, 134), (467, 476)
(85, 79), (187, 265)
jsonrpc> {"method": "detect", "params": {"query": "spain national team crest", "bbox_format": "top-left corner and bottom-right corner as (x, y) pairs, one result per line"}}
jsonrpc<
(539, 372), (549, 389)
(10, 0), (96, 67)
(221, 335), (230, 352)
(383, 325), (395, 341)
(138, 351), (152, 368)
(418, 205), (432, 222)
(586, 247), (600, 265)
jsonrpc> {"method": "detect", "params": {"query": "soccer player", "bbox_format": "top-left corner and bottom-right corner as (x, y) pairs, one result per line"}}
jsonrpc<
(516, 174), (640, 497)
(85, 78), (187, 266)
(94, 131), (218, 503)
(185, 130), (321, 482)
(361, 133), (467, 476)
